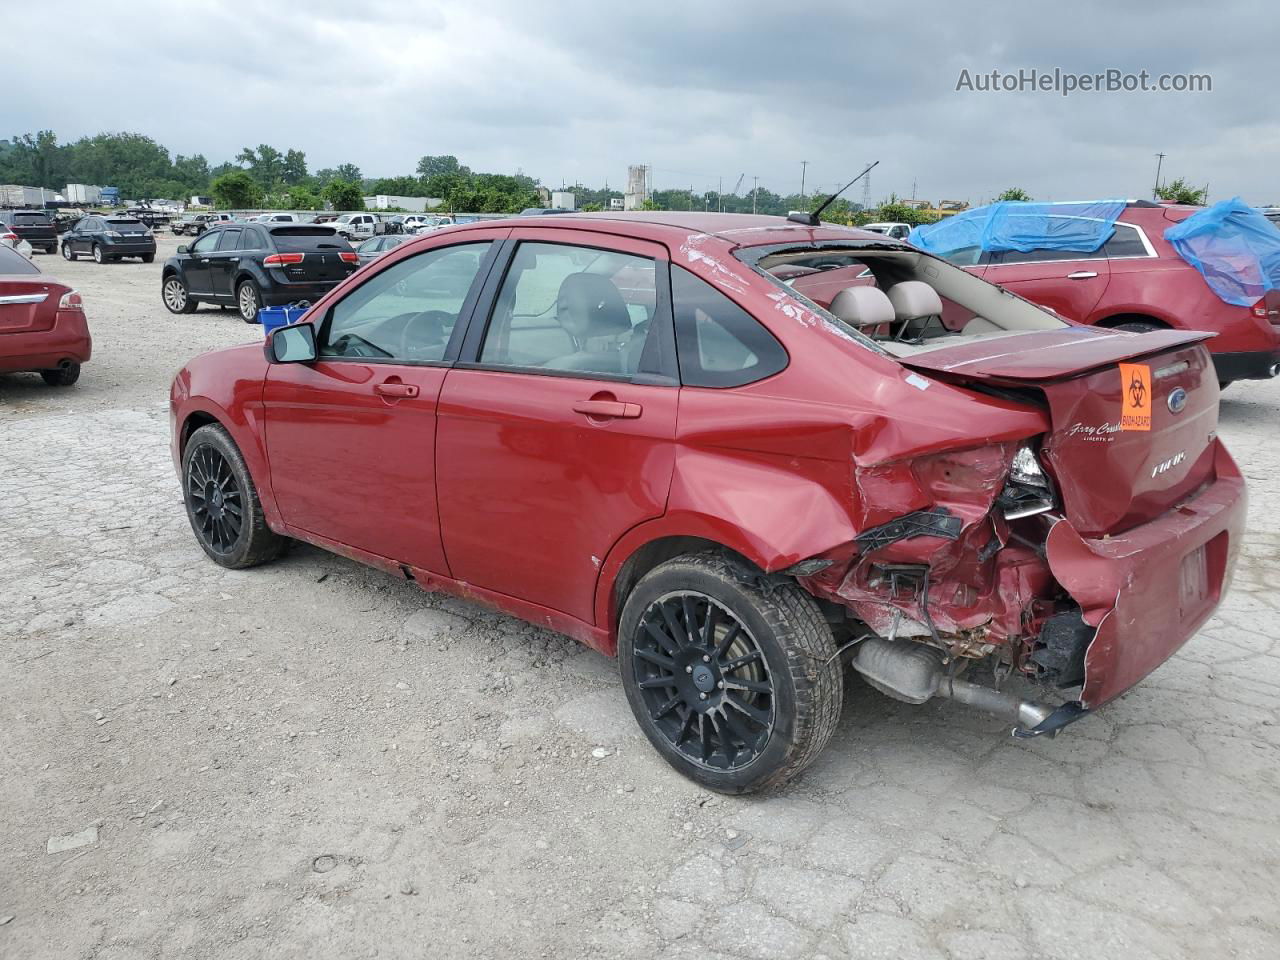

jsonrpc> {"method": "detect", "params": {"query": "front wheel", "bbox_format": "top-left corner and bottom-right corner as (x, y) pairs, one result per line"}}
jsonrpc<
(92, 244), (104, 264)
(162, 275), (197, 314)
(62, 243), (76, 261)
(182, 424), (287, 569)
(618, 553), (842, 794)
(236, 280), (261, 323)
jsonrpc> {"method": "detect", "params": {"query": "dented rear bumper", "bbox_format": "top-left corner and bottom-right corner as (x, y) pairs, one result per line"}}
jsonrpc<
(1046, 441), (1245, 709)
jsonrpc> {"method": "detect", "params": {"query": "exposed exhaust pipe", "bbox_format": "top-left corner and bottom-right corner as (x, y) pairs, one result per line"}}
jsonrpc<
(851, 637), (1055, 732)
(1268, 362), (1280, 378)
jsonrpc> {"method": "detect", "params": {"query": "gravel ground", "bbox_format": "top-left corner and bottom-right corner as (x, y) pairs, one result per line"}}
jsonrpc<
(3, 233), (1280, 959)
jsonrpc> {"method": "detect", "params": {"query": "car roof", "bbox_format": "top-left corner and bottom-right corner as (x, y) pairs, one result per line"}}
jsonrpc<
(442, 211), (902, 251)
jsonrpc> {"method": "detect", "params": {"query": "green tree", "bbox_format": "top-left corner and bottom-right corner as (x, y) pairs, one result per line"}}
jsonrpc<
(333, 163), (363, 184)
(172, 153), (210, 189)
(286, 186), (322, 210)
(236, 144), (285, 187)
(416, 154), (468, 179)
(996, 187), (1032, 202)
(3, 130), (68, 188)
(323, 179), (364, 210)
(1155, 177), (1207, 205)
(282, 149), (308, 186)
(211, 170), (263, 209)
(368, 176), (420, 196)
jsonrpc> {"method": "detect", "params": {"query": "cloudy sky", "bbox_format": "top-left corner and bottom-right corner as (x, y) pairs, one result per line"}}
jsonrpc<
(9, 1), (1277, 204)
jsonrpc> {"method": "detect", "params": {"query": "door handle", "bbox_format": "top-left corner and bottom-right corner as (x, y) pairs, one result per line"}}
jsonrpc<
(572, 399), (642, 419)
(374, 382), (419, 398)
(1066, 271), (1098, 279)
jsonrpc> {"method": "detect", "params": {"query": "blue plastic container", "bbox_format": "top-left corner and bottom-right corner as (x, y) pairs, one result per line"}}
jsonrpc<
(259, 303), (310, 337)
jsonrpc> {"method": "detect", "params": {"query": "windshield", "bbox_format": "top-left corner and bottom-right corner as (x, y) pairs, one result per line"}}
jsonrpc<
(738, 243), (1067, 356)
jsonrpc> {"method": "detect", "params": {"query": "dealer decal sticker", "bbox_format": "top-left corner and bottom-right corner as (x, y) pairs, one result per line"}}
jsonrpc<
(1119, 363), (1152, 431)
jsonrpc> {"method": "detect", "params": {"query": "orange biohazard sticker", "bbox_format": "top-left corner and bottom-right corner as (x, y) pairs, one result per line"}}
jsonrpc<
(1118, 362), (1152, 431)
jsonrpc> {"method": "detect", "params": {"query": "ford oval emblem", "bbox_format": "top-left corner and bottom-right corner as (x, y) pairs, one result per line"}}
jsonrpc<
(1168, 387), (1188, 414)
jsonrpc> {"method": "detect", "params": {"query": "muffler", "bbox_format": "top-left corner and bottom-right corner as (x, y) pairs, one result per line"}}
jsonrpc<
(1268, 362), (1280, 378)
(851, 637), (1054, 731)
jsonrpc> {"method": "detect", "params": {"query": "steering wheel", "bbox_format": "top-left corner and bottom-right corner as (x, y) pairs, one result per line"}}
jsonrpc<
(395, 310), (453, 357)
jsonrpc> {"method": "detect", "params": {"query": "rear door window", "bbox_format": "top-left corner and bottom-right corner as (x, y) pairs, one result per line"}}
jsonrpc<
(478, 241), (659, 377)
(217, 228), (242, 251)
(672, 265), (787, 387)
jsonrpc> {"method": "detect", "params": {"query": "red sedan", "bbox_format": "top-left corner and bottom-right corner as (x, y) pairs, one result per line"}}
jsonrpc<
(170, 213), (1244, 793)
(0, 244), (91, 386)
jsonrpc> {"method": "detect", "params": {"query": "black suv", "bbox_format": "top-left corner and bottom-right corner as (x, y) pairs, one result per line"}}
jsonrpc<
(62, 215), (157, 263)
(161, 223), (358, 322)
(0, 210), (58, 254)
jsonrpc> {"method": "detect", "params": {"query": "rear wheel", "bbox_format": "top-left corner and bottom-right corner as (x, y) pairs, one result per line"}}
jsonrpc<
(182, 424), (287, 569)
(62, 243), (76, 261)
(618, 553), (842, 794)
(40, 364), (80, 387)
(162, 275), (197, 314)
(236, 280), (261, 323)
(1112, 320), (1160, 334)
(141, 253), (155, 263)
(91, 244), (104, 264)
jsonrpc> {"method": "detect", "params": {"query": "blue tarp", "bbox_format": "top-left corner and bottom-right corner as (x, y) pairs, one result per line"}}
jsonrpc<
(1163, 197), (1280, 306)
(907, 199), (1127, 255)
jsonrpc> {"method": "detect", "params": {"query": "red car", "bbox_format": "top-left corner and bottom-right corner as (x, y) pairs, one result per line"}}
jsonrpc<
(170, 213), (1244, 793)
(860, 201), (1279, 388)
(0, 243), (91, 386)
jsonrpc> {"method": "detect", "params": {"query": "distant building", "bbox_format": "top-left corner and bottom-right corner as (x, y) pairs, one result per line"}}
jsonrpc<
(624, 164), (649, 211)
(609, 198), (624, 211)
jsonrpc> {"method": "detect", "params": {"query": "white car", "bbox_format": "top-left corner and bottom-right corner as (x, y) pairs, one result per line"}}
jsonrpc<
(861, 221), (914, 240)
(250, 213), (307, 224)
(0, 227), (33, 259)
(330, 213), (383, 240)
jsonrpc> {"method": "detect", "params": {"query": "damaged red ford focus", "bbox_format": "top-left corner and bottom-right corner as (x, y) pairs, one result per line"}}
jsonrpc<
(169, 212), (1245, 793)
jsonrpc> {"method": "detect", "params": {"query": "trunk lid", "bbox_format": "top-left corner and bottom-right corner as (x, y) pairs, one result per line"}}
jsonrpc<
(898, 329), (1221, 536)
(0, 277), (62, 335)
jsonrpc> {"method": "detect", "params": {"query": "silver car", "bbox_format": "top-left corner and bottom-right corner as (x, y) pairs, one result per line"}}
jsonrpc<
(355, 234), (407, 265)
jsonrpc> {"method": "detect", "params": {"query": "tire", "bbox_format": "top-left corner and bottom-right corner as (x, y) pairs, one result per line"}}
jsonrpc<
(618, 553), (842, 794)
(182, 424), (287, 569)
(141, 253), (155, 264)
(40, 364), (80, 387)
(236, 279), (261, 323)
(62, 243), (76, 262)
(92, 244), (104, 264)
(44, 245), (57, 255)
(1218, 381), (1233, 392)
(1113, 320), (1160, 334)
(162, 274), (197, 314)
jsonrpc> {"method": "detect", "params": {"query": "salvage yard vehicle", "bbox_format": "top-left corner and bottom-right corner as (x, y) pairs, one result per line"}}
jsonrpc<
(354, 234), (407, 265)
(330, 212), (384, 241)
(860, 221), (913, 240)
(61, 215), (156, 263)
(913, 201), (1280, 388)
(0, 243), (91, 385)
(0, 209), (59, 254)
(169, 212), (1244, 793)
(172, 212), (234, 236)
(1, 225), (33, 259)
(160, 222), (358, 322)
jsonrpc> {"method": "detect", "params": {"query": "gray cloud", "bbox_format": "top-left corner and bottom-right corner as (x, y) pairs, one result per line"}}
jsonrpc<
(6, 0), (1277, 204)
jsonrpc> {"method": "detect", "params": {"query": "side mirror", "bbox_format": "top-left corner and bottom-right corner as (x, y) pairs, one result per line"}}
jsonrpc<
(177, 244), (188, 254)
(269, 322), (318, 363)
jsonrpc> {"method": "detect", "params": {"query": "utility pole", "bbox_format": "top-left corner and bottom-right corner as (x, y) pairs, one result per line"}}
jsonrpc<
(800, 161), (808, 201)
(718, 176), (723, 213)
(911, 178), (917, 201)
(1153, 153), (1166, 200)
(752, 176), (758, 214)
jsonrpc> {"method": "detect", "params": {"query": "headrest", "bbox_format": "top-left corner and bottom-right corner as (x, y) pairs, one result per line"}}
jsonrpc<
(829, 286), (896, 327)
(887, 281), (943, 320)
(556, 273), (631, 339)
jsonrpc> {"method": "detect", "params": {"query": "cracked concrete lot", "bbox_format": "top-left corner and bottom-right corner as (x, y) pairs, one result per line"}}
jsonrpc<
(2, 233), (1279, 959)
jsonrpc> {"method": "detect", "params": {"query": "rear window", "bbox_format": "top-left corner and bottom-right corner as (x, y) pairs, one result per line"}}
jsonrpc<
(269, 226), (349, 252)
(0, 244), (40, 274)
(107, 219), (144, 227)
(12, 212), (51, 225)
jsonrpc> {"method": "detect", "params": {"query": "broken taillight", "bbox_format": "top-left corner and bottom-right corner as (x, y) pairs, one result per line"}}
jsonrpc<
(997, 443), (1056, 519)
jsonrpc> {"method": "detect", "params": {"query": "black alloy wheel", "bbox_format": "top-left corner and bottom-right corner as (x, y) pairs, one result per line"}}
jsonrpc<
(632, 591), (775, 771)
(186, 442), (245, 555)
